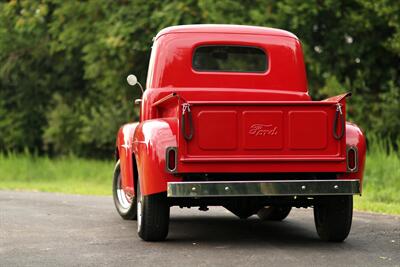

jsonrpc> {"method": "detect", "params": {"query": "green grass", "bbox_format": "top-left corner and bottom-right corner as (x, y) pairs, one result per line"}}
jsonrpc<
(353, 136), (400, 215)
(0, 137), (399, 215)
(0, 153), (114, 195)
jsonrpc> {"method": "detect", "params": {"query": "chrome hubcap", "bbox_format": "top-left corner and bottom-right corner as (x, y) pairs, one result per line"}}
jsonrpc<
(137, 187), (143, 232)
(116, 173), (132, 210)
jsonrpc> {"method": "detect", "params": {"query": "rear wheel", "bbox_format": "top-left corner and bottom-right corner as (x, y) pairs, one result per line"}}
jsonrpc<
(112, 160), (137, 220)
(257, 206), (292, 221)
(137, 178), (170, 241)
(314, 195), (353, 242)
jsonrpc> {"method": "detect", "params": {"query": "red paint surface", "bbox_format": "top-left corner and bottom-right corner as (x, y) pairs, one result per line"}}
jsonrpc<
(115, 25), (365, 196)
(116, 123), (138, 198)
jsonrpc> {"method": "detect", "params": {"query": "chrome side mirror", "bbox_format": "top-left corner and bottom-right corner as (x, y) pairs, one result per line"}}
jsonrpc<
(127, 74), (138, 86)
(127, 74), (144, 94)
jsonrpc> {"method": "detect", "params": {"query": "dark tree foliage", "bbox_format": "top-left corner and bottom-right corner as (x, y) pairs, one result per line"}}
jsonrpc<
(0, 0), (399, 158)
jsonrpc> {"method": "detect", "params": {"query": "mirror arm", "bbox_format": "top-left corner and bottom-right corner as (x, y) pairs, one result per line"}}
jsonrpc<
(137, 82), (144, 94)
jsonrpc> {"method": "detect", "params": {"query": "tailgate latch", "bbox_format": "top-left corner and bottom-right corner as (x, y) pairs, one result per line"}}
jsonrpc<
(336, 103), (343, 114)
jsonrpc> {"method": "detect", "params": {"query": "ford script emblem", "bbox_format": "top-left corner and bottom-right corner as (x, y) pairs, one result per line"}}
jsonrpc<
(248, 124), (278, 136)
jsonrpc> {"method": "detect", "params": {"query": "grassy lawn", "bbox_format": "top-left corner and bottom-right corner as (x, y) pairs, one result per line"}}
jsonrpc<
(0, 138), (399, 215)
(353, 137), (400, 215)
(0, 153), (114, 195)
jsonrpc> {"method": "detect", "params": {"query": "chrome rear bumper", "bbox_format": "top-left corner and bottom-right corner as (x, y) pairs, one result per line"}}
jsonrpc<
(167, 179), (360, 197)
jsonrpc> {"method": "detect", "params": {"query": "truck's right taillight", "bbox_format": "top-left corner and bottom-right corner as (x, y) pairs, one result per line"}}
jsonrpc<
(347, 146), (358, 172)
(166, 147), (177, 173)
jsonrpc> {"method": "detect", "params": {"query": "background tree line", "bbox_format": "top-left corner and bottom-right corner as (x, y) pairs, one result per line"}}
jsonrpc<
(0, 0), (399, 158)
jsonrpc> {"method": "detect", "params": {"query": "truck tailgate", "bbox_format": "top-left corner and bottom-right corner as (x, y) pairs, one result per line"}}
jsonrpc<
(177, 95), (349, 173)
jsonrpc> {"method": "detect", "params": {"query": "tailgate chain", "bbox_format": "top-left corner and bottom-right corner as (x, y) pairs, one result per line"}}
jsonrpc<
(333, 103), (345, 140)
(181, 103), (194, 141)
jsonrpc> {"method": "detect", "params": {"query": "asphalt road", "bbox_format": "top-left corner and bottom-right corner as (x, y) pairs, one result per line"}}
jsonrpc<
(0, 191), (399, 267)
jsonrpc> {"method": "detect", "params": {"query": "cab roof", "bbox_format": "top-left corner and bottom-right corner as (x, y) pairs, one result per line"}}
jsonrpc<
(155, 24), (298, 40)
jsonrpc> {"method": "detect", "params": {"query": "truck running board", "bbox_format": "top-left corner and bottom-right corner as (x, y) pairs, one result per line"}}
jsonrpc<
(167, 180), (360, 197)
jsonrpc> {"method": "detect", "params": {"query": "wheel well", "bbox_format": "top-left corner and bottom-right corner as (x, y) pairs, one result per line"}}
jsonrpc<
(132, 154), (138, 195)
(115, 147), (119, 162)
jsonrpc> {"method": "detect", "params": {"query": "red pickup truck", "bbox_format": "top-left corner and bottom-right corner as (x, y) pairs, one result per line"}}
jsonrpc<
(112, 25), (366, 242)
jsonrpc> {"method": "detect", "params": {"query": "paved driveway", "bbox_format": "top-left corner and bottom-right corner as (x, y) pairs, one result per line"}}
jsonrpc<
(0, 190), (399, 266)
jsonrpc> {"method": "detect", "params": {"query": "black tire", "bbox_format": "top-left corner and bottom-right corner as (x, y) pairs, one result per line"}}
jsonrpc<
(137, 178), (170, 241)
(257, 206), (292, 221)
(314, 195), (353, 242)
(112, 160), (137, 220)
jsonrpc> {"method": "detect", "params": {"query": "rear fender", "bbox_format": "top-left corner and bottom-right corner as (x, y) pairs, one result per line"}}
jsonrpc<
(116, 123), (139, 197)
(133, 118), (181, 196)
(339, 122), (366, 191)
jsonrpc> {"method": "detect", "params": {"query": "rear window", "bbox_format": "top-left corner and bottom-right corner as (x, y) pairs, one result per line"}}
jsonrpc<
(193, 45), (267, 73)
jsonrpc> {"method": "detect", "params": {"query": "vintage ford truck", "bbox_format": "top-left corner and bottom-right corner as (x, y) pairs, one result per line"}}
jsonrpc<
(112, 25), (366, 242)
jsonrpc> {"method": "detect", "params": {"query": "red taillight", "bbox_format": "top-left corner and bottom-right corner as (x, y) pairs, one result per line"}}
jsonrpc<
(347, 147), (358, 172)
(166, 147), (177, 172)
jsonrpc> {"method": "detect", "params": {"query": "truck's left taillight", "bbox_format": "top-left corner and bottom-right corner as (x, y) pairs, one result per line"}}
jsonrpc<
(166, 147), (177, 173)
